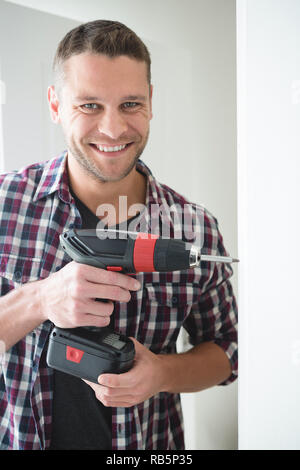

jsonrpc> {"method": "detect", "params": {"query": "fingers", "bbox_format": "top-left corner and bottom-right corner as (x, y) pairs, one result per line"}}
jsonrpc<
(83, 338), (158, 407)
(83, 379), (136, 407)
(43, 261), (141, 328)
(65, 264), (141, 326)
(77, 263), (141, 291)
(76, 299), (115, 327)
(82, 282), (133, 303)
(82, 312), (112, 327)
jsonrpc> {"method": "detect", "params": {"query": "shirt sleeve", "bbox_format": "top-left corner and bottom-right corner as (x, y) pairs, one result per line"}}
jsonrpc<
(182, 215), (238, 385)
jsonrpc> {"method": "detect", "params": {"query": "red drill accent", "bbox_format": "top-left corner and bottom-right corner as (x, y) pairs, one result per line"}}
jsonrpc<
(133, 233), (159, 272)
(66, 346), (84, 363)
(106, 266), (123, 272)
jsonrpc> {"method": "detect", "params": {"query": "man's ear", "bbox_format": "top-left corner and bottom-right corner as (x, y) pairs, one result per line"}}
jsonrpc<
(47, 85), (60, 123)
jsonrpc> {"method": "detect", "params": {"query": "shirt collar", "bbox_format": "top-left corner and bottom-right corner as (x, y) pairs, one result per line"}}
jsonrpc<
(135, 159), (159, 207)
(32, 151), (160, 207)
(33, 151), (73, 204)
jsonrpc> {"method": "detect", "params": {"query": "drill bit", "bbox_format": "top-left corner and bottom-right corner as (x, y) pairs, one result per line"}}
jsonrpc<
(189, 245), (239, 266)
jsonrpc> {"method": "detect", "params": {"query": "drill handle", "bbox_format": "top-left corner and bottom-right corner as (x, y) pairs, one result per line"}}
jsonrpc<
(60, 229), (136, 272)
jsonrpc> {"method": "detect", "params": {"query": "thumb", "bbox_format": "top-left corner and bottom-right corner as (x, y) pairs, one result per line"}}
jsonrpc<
(129, 337), (145, 358)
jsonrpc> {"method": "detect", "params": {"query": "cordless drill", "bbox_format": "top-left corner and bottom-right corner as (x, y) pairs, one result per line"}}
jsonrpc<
(46, 229), (238, 383)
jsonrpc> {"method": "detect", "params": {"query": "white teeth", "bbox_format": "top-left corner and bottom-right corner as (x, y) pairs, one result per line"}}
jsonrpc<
(96, 144), (127, 152)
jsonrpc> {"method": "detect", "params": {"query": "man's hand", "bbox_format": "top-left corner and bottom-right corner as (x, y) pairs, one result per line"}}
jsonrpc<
(84, 338), (167, 408)
(37, 261), (141, 328)
(84, 339), (233, 405)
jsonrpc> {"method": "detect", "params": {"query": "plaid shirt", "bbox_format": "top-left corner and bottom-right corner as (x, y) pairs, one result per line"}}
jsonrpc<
(0, 152), (238, 450)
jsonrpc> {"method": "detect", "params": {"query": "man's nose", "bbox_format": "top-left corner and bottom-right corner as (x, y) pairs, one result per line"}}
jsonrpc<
(97, 108), (128, 140)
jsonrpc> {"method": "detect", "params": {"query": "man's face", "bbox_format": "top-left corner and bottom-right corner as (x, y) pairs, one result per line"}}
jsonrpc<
(49, 53), (152, 183)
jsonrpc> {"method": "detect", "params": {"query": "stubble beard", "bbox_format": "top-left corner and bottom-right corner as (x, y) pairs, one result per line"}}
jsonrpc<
(66, 131), (149, 184)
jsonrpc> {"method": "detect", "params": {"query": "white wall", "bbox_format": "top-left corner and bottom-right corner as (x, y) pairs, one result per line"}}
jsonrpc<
(237, 0), (300, 450)
(0, 1), (77, 170)
(0, 59), (5, 171)
(2, 0), (238, 450)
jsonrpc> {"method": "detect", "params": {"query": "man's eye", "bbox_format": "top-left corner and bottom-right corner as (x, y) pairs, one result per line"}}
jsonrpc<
(81, 103), (98, 111)
(122, 102), (139, 109)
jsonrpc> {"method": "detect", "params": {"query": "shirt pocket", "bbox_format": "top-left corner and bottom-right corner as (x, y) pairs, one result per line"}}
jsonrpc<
(139, 283), (200, 353)
(0, 253), (42, 286)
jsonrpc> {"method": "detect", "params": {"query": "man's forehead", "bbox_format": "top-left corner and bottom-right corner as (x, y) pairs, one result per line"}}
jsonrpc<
(62, 53), (149, 98)
(65, 53), (148, 80)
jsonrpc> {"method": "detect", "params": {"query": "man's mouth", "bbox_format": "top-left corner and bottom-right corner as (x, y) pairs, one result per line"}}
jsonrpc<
(89, 142), (133, 156)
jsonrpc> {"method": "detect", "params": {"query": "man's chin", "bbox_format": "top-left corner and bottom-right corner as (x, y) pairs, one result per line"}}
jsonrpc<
(67, 145), (142, 183)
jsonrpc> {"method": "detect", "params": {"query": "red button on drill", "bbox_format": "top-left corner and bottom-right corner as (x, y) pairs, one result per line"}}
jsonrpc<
(107, 266), (123, 272)
(66, 346), (84, 363)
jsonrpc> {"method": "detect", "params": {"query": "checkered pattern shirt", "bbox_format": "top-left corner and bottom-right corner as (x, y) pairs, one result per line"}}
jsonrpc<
(0, 152), (238, 450)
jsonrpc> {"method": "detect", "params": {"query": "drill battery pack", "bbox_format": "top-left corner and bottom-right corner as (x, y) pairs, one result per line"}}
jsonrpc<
(46, 326), (135, 383)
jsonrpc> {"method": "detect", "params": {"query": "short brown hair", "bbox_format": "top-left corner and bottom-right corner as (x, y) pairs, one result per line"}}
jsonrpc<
(53, 20), (151, 92)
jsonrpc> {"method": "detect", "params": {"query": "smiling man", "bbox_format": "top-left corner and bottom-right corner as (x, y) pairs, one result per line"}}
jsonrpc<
(0, 20), (238, 450)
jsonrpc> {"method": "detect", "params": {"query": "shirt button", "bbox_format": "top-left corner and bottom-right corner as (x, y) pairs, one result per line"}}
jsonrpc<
(171, 296), (178, 305)
(14, 271), (22, 280)
(118, 423), (125, 433)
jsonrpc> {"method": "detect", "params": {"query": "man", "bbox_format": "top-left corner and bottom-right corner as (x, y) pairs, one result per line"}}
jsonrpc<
(0, 20), (238, 450)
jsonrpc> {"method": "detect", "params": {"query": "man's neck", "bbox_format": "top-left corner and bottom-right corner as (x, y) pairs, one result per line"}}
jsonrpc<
(67, 156), (147, 226)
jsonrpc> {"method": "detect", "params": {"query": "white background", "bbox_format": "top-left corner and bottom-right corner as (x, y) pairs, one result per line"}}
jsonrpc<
(237, 0), (300, 450)
(1, 0), (238, 450)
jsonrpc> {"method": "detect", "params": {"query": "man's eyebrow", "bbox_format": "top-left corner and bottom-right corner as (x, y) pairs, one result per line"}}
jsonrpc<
(74, 96), (101, 101)
(121, 95), (147, 102)
(74, 95), (147, 102)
